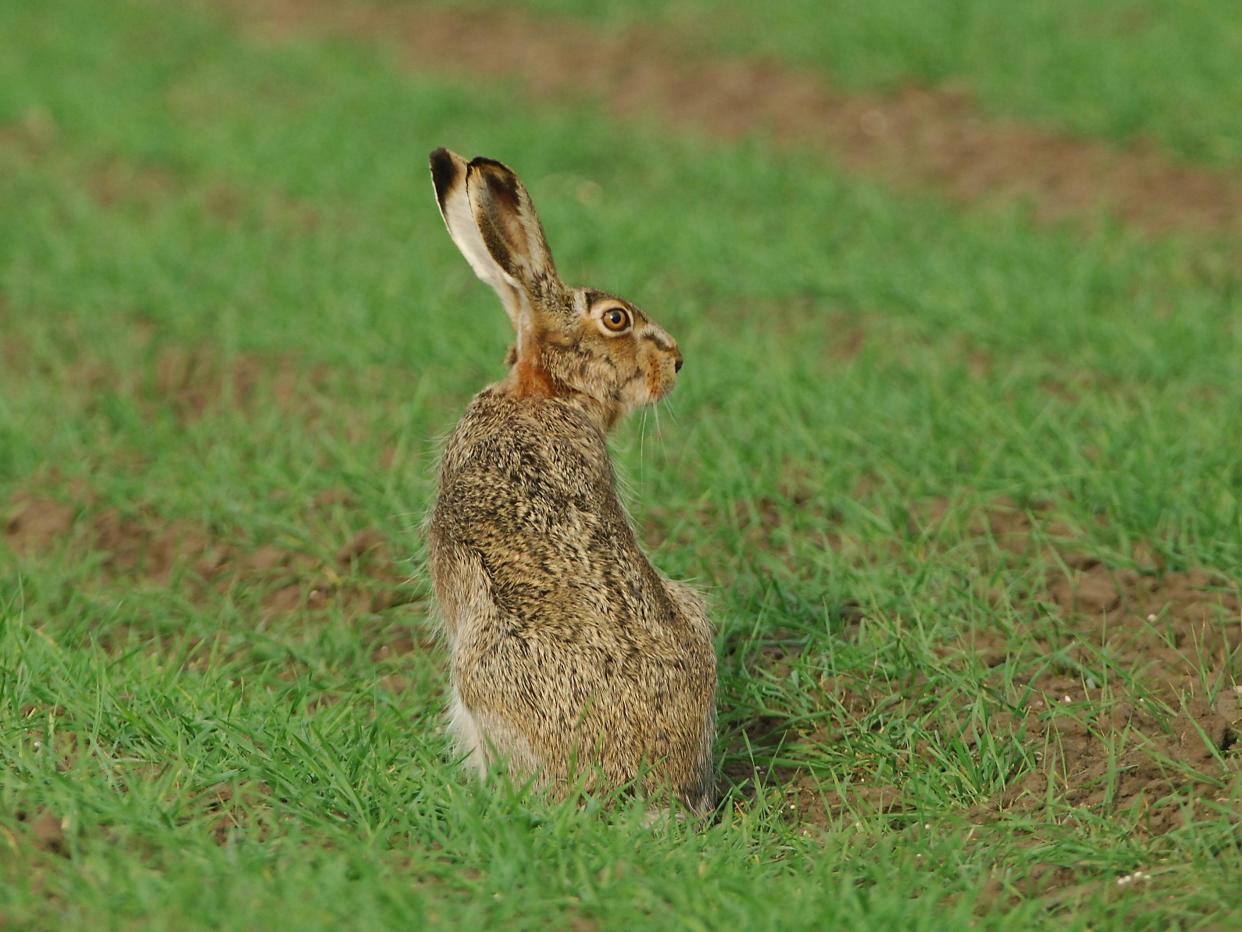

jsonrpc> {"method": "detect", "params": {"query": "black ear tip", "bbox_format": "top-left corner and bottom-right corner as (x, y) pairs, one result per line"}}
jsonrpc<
(468, 156), (508, 170)
(429, 148), (460, 201)
(467, 156), (522, 208)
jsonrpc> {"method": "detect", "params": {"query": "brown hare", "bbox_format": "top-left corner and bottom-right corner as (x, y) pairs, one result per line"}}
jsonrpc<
(427, 149), (716, 815)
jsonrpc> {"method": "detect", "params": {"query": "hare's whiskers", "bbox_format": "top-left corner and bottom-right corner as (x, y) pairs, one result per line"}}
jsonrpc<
(638, 407), (651, 477)
(657, 396), (681, 432)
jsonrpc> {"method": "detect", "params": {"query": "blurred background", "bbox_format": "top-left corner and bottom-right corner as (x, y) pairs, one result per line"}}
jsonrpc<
(3, 1), (1241, 927)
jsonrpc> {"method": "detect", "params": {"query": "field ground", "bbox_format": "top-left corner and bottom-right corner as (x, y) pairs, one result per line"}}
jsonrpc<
(2, 0), (1241, 927)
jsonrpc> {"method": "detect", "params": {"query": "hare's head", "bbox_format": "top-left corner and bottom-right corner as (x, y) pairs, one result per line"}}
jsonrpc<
(430, 149), (682, 428)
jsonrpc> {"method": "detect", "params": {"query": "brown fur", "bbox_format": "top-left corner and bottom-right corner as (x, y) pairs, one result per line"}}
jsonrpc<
(513, 349), (559, 398)
(427, 149), (717, 814)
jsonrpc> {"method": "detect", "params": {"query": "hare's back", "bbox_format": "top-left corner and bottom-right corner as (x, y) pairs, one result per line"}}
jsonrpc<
(432, 391), (678, 636)
(436, 391), (616, 536)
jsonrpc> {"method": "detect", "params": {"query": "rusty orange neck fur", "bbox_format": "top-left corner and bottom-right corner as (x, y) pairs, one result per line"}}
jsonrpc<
(513, 350), (559, 398)
(502, 345), (623, 432)
(509, 322), (563, 399)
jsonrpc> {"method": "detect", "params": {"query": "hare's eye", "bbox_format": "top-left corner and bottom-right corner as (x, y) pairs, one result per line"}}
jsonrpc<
(601, 307), (631, 332)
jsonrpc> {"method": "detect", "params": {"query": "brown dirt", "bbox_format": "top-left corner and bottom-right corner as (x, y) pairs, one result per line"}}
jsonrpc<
(3, 494), (77, 556)
(956, 501), (1241, 835)
(730, 498), (1240, 838)
(148, 345), (325, 424)
(224, 0), (1242, 236)
(198, 781), (275, 845)
(0, 312), (331, 425)
(12, 809), (70, 858)
(2, 488), (419, 621)
(991, 688), (1238, 836)
(949, 500), (1241, 689)
(1, 109), (321, 229)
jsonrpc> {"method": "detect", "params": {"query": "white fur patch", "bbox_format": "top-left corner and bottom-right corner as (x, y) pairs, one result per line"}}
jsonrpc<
(447, 688), (488, 778)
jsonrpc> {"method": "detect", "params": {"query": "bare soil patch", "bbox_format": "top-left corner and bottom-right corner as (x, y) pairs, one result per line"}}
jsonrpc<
(951, 500), (1241, 690)
(225, 0), (1242, 235)
(148, 345), (329, 424)
(956, 501), (1241, 835)
(728, 498), (1240, 836)
(4, 494), (77, 557)
(1, 109), (321, 229)
(2, 488), (419, 622)
(14, 809), (71, 859)
(0, 311), (331, 426)
(912, 500), (1241, 826)
(197, 781), (276, 845)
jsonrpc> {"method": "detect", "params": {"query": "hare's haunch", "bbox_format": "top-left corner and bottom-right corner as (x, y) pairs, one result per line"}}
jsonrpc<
(427, 149), (716, 814)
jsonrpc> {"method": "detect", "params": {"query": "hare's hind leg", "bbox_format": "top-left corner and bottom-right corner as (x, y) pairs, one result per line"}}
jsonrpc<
(448, 685), (547, 784)
(447, 687), (489, 778)
(661, 577), (718, 816)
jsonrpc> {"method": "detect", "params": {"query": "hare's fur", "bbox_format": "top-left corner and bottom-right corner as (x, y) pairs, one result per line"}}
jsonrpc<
(427, 149), (716, 814)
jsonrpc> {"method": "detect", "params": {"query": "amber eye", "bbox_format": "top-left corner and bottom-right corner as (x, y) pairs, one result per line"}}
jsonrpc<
(601, 306), (631, 332)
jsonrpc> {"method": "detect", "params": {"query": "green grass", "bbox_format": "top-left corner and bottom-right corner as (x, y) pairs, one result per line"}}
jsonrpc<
(446, 0), (1242, 169)
(2, 0), (1241, 928)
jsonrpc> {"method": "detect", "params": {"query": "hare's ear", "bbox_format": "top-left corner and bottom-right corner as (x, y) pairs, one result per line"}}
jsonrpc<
(429, 148), (522, 328)
(465, 157), (559, 304)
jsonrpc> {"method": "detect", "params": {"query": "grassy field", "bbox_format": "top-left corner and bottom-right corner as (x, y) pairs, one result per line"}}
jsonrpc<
(2, 0), (1240, 927)
(450, 0), (1242, 169)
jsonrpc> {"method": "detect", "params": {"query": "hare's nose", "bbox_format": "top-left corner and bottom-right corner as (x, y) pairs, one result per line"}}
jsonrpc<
(673, 350), (684, 373)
